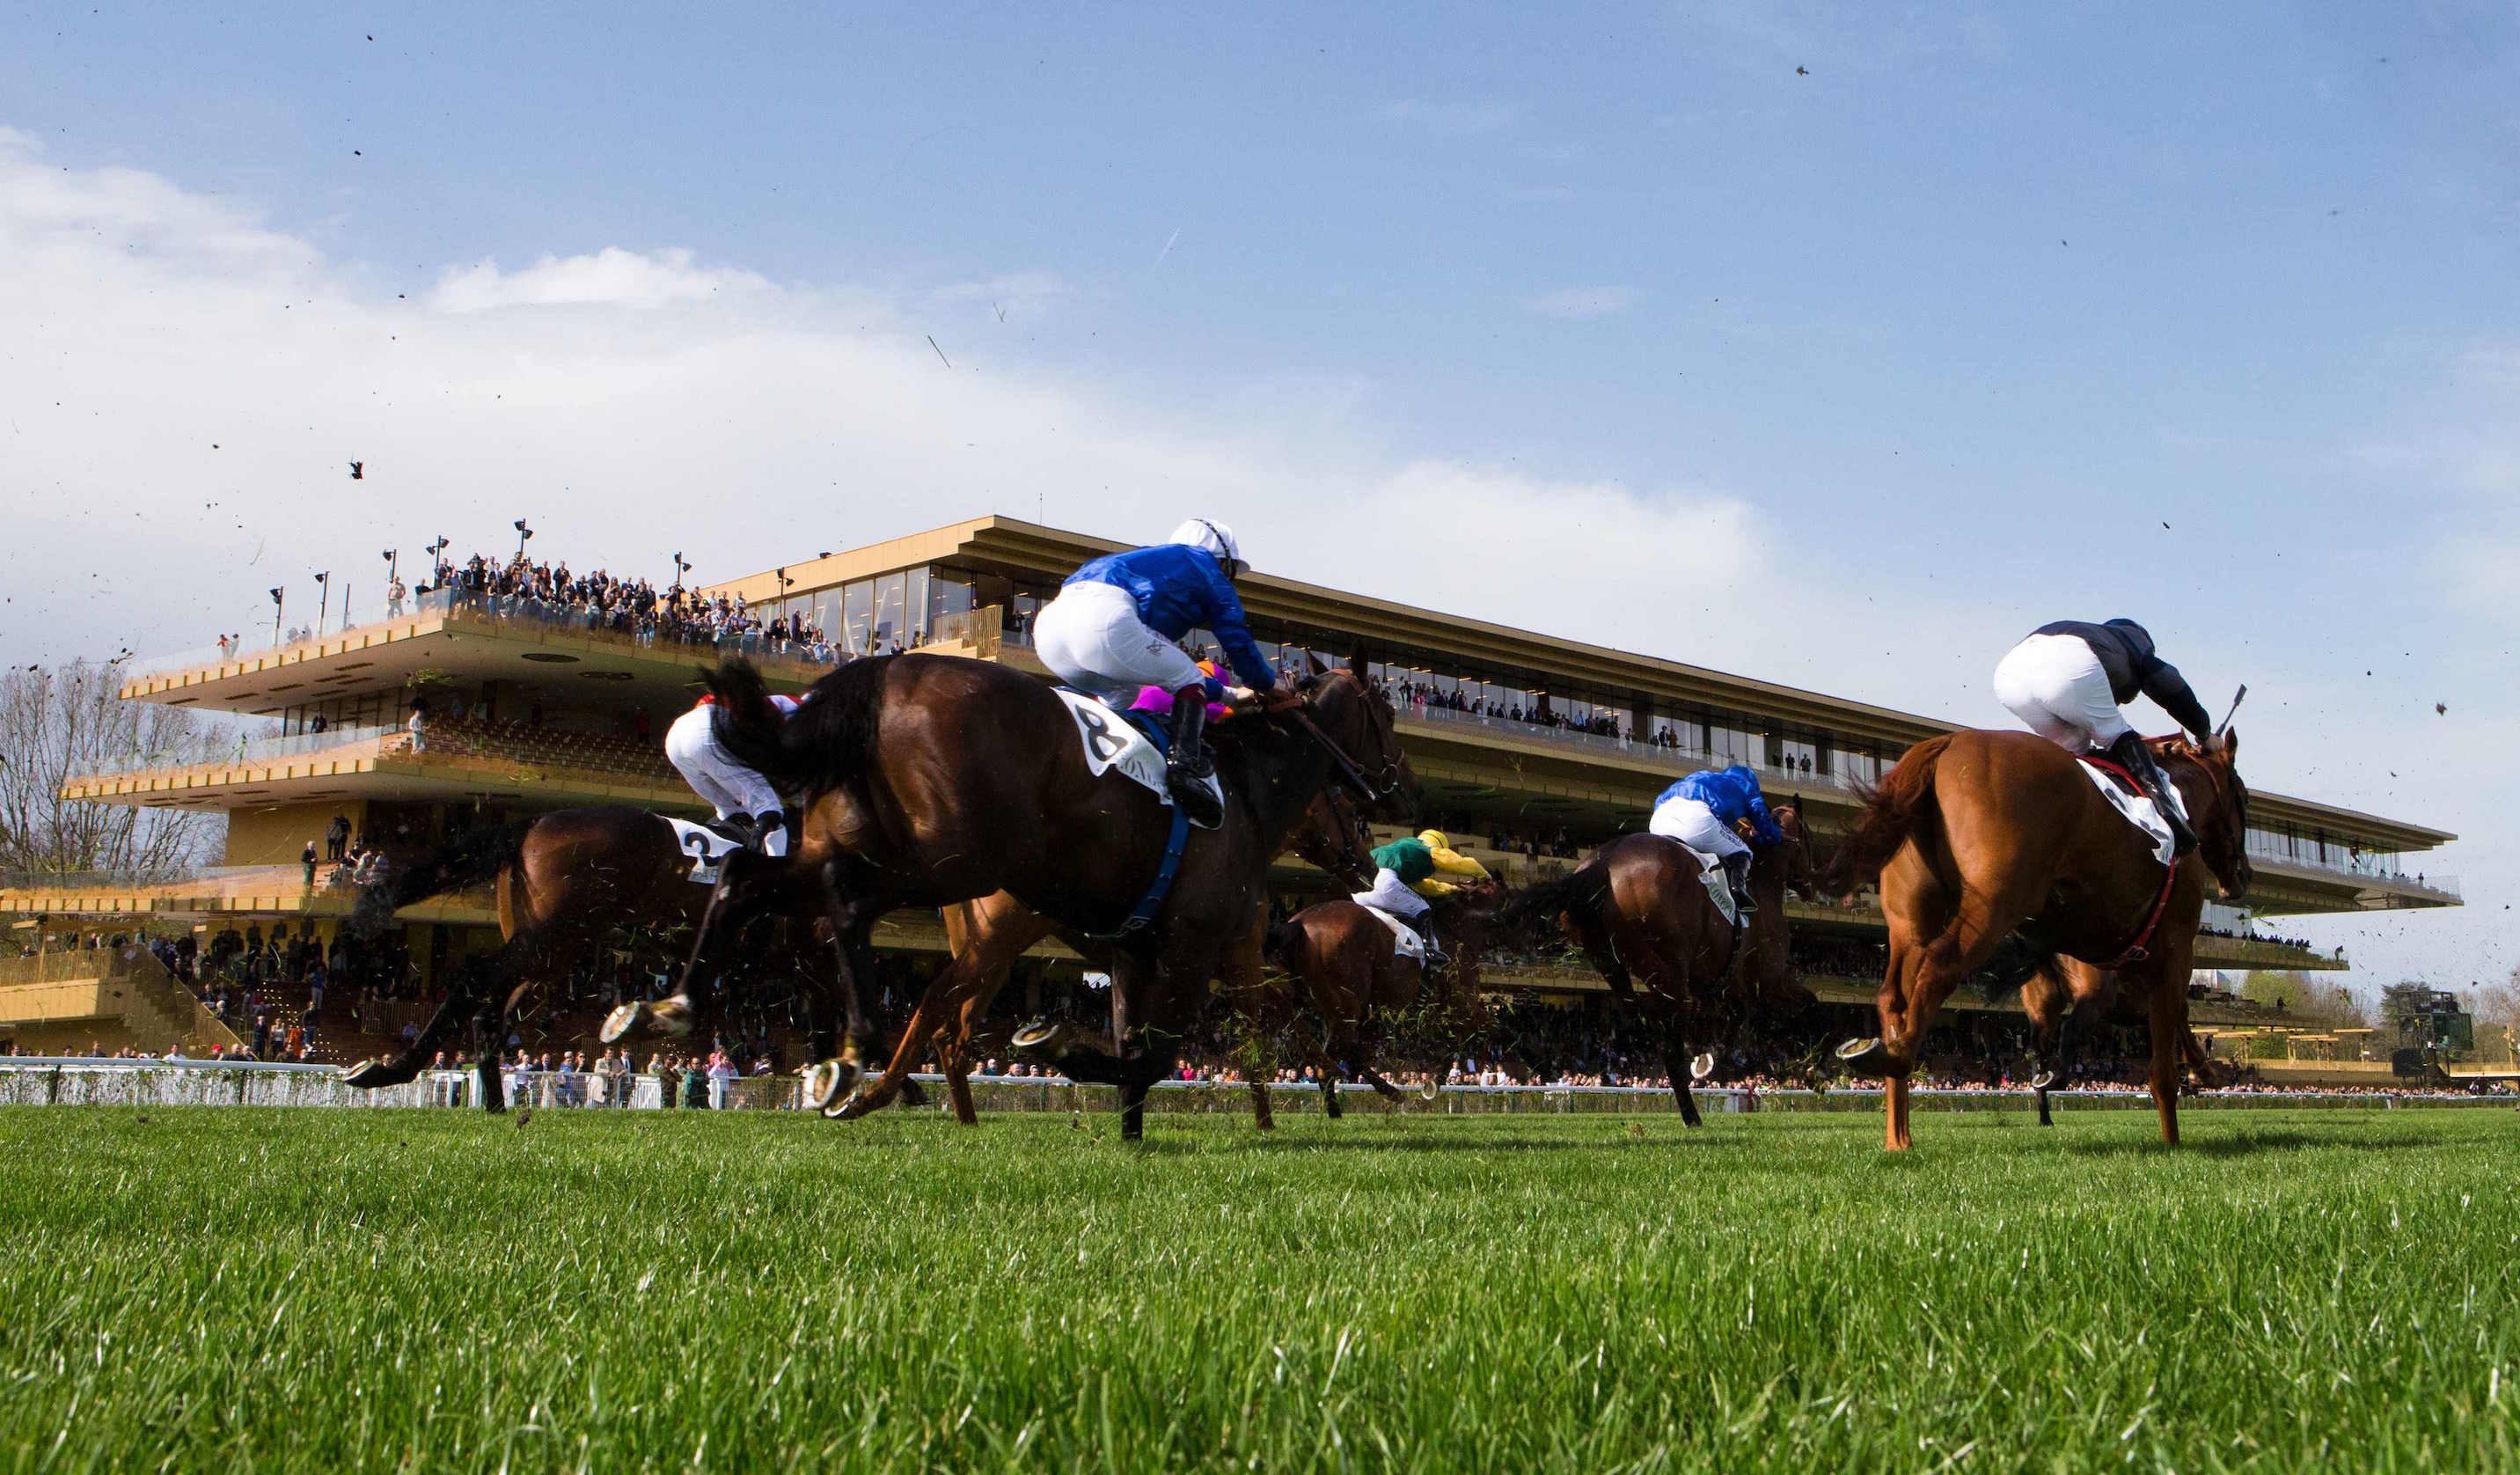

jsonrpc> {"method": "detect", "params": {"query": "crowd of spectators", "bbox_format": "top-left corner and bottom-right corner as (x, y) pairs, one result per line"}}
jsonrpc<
(400, 547), (940, 666)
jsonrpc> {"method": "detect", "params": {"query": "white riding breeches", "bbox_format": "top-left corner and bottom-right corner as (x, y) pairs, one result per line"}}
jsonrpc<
(1352, 868), (1432, 921)
(1993, 633), (2131, 754)
(1648, 797), (1746, 869)
(1033, 581), (1208, 704)
(665, 707), (787, 855)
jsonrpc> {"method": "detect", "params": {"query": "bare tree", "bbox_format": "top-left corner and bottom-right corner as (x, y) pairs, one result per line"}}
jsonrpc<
(0, 660), (222, 880)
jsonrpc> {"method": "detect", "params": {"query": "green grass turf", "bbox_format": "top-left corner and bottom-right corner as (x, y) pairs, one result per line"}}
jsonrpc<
(2, 1106), (2516, 1472)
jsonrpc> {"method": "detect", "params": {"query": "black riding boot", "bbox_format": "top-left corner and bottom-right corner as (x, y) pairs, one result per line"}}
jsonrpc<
(2108, 731), (2197, 857)
(751, 808), (787, 857)
(1722, 852), (1758, 916)
(711, 811), (757, 847)
(1418, 916), (1448, 974)
(1165, 686), (1225, 829)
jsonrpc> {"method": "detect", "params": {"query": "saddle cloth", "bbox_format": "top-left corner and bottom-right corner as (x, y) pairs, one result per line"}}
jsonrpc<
(1359, 905), (1430, 963)
(1051, 688), (1224, 827)
(1660, 837), (1740, 928)
(2077, 758), (2178, 866)
(664, 817), (744, 884)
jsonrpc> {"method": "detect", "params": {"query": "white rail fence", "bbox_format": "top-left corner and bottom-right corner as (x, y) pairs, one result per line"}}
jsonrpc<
(0, 1060), (2507, 1114)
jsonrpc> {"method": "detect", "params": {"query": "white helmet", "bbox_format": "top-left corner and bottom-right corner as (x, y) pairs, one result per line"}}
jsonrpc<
(1168, 518), (1243, 573)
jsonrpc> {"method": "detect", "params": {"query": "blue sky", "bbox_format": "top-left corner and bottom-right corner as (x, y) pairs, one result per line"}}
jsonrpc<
(0, 3), (2512, 988)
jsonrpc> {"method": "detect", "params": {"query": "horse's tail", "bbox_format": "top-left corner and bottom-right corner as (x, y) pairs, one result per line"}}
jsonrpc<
(1494, 858), (1613, 950)
(1820, 734), (1952, 897)
(352, 819), (531, 937)
(703, 655), (890, 793)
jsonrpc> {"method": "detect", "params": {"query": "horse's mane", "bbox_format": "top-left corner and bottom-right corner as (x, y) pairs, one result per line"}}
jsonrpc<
(705, 655), (893, 796)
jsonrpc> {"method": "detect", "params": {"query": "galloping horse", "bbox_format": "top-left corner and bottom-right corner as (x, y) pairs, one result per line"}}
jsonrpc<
(339, 805), (852, 1112)
(1498, 805), (1817, 1126)
(692, 650), (1411, 1140)
(880, 787), (1381, 1127)
(1827, 728), (2250, 1149)
(1238, 879), (1505, 1127)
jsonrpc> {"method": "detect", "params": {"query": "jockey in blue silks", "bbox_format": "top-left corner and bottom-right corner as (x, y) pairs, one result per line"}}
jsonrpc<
(1646, 763), (1784, 916)
(1032, 519), (1280, 828)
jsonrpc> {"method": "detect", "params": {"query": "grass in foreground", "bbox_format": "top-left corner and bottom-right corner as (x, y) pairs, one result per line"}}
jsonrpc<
(1, 1104), (2516, 1471)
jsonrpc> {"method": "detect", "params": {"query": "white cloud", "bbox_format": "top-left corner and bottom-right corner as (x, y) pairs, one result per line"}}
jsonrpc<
(428, 246), (773, 312)
(928, 269), (1078, 318)
(1521, 285), (1638, 319)
(1379, 99), (1520, 135)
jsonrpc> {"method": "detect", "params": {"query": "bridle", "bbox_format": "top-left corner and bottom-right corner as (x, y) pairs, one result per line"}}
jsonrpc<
(1271, 675), (1403, 804)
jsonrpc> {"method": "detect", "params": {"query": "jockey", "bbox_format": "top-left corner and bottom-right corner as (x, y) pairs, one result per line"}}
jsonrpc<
(1992, 618), (2214, 856)
(664, 691), (800, 856)
(1647, 764), (1783, 917)
(1352, 829), (1491, 968)
(1034, 519), (1279, 828)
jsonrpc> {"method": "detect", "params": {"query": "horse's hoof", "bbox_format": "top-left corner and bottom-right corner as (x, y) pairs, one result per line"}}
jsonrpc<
(1009, 1018), (1062, 1050)
(1689, 1052), (1718, 1082)
(648, 995), (696, 1038)
(598, 1002), (648, 1045)
(802, 1059), (856, 1112)
(1835, 1037), (1885, 1065)
(2029, 1069), (2057, 1090)
(342, 1059), (387, 1089)
(1420, 1080), (1443, 1103)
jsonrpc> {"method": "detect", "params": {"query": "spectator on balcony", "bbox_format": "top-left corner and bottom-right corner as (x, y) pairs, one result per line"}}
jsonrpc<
(385, 576), (407, 618)
(407, 697), (427, 753)
(324, 814), (350, 862)
(301, 841), (319, 891)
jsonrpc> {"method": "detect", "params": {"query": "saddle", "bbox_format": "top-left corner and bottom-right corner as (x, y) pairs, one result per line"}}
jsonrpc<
(1051, 688), (1226, 829)
(664, 817), (744, 884)
(2075, 755), (2178, 866)
(1357, 905), (1431, 964)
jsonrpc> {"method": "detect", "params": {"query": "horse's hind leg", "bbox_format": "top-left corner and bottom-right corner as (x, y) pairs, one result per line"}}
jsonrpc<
(1662, 1017), (1703, 1128)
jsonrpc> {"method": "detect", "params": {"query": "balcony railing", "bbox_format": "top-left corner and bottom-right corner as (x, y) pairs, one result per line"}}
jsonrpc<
(125, 588), (865, 686)
(1397, 704), (1861, 799)
(61, 715), (685, 796)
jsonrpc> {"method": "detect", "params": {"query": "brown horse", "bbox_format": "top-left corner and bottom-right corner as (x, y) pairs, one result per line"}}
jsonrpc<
(339, 805), (854, 1112)
(883, 787), (1381, 1126)
(1498, 805), (1817, 1126)
(1237, 879), (1505, 1127)
(692, 651), (1412, 1140)
(1826, 728), (2250, 1150)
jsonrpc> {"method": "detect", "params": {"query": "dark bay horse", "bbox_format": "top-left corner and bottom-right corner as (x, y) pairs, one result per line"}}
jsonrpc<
(1826, 729), (2250, 1150)
(875, 788), (1380, 1126)
(339, 805), (853, 1112)
(693, 651), (1411, 1140)
(1238, 880), (1505, 1127)
(1498, 806), (1816, 1126)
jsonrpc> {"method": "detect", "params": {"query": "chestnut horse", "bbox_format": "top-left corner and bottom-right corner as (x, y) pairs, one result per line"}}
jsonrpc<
(339, 805), (855, 1112)
(1238, 879), (1506, 1127)
(692, 651), (1411, 1140)
(1498, 805), (1817, 1126)
(1827, 728), (2250, 1150)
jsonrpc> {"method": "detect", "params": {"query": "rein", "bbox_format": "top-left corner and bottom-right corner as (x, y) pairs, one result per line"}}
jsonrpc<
(1275, 702), (1396, 804)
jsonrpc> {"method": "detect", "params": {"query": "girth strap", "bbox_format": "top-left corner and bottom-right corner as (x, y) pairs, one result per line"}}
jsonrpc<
(2096, 859), (2180, 969)
(1091, 804), (1193, 940)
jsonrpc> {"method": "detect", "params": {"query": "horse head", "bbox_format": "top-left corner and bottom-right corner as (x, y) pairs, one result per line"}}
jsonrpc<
(2163, 729), (2252, 901)
(1293, 654), (1420, 822)
(1291, 788), (1376, 892)
(1763, 804), (1817, 899)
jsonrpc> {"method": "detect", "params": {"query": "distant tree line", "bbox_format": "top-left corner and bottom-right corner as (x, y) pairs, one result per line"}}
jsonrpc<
(0, 660), (221, 880)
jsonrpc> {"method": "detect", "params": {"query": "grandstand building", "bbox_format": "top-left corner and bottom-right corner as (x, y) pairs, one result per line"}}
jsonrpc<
(1, 517), (2462, 1064)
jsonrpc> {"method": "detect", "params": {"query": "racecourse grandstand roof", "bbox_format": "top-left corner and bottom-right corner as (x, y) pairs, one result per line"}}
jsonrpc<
(707, 515), (2459, 853)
